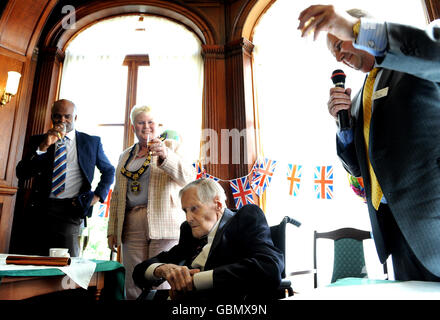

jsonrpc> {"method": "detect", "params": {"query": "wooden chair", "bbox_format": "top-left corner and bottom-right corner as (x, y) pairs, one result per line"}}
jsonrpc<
(313, 227), (387, 288)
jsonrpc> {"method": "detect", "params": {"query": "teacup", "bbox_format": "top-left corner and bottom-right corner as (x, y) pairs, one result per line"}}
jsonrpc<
(49, 248), (70, 258)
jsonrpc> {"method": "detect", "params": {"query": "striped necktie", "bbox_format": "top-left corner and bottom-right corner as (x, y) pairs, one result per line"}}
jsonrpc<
(51, 139), (67, 197)
(362, 68), (382, 210)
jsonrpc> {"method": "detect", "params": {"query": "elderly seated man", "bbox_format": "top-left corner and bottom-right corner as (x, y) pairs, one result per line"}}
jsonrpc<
(133, 178), (284, 301)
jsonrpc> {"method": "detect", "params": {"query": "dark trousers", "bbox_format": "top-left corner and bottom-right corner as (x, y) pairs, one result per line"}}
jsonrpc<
(381, 204), (440, 281)
(37, 198), (82, 257)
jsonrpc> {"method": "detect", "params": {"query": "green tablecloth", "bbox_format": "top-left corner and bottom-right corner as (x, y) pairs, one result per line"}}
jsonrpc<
(93, 260), (126, 300)
(0, 259), (125, 300)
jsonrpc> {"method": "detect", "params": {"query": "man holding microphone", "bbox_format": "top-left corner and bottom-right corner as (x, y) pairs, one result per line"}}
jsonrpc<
(297, 5), (440, 281)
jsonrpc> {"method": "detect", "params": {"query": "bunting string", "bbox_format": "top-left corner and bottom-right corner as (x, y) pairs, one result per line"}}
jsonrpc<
(94, 160), (364, 214)
(192, 158), (365, 210)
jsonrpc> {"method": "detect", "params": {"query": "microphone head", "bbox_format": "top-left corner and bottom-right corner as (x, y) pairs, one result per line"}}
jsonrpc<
(331, 69), (346, 86)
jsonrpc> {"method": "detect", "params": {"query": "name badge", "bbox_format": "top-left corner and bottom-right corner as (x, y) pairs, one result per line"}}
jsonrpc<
(372, 87), (389, 100)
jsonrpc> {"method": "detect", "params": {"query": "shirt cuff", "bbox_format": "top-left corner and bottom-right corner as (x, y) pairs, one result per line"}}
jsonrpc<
(354, 18), (388, 56)
(145, 263), (165, 281)
(337, 128), (354, 147)
(193, 270), (213, 291)
(36, 148), (47, 155)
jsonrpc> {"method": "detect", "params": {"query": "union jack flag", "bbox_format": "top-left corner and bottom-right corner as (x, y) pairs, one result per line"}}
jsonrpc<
(192, 161), (206, 180)
(251, 157), (277, 196)
(287, 164), (302, 197)
(230, 176), (254, 209)
(205, 174), (220, 181)
(314, 166), (334, 199)
(98, 189), (112, 218)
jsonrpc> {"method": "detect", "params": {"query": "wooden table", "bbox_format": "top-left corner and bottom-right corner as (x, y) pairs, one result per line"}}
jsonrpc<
(0, 260), (124, 300)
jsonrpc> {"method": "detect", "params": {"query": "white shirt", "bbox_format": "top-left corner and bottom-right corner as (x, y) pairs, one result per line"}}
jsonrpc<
(37, 130), (85, 199)
(145, 217), (222, 291)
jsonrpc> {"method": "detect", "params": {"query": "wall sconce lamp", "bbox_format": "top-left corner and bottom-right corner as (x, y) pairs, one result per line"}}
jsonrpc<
(1, 71), (22, 106)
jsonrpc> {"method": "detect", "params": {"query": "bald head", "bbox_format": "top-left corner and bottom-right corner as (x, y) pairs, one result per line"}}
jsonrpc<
(51, 99), (77, 133)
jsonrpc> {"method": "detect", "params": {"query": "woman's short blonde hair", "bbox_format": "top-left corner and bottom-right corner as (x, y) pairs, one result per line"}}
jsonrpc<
(130, 105), (157, 125)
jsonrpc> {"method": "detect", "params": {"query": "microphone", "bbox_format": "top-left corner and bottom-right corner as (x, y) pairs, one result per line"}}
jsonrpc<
(331, 69), (350, 130)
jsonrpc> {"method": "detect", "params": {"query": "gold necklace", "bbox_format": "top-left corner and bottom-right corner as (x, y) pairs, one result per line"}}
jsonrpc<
(120, 132), (168, 194)
(121, 145), (151, 194)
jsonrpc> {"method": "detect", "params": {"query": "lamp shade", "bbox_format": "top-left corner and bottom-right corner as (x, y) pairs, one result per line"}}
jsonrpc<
(5, 71), (21, 95)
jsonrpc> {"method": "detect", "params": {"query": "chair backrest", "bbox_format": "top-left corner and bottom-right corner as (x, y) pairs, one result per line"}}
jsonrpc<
(270, 216), (301, 278)
(313, 227), (371, 288)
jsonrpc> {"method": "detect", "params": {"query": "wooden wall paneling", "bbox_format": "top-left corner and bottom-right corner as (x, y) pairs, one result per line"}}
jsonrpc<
(201, 39), (257, 206)
(4, 48), (41, 254)
(7, 48), (40, 187)
(0, 54), (23, 183)
(1, 51), (38, 254)
(0, 0), (51, 55)
(44, 0), (217, 50)
(224, 38), (256, 180)
(25, 48), (64, 143)
(187, 1), (224, 43)
(0, 2), (8, 20)
(8, 48), (64, 254)
(424, 0), (440, 20)
(0, 194), (16, 252)
(0, 0), (60, 253)
(227, 0), (255, 42)
(201, 45), (228, 178)
(0, 49), (23, 252)
(231, 0), (273, 41)
(200, 44), (238, 205)
(0, 0), (59, 184)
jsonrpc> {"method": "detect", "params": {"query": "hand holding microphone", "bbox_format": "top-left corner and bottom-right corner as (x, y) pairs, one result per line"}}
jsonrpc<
(330, 69), (351, 130)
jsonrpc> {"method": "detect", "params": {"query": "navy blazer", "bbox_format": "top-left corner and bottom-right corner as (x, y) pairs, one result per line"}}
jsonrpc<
(133, 204), (284, 301)
(16, 131), (115, 217)
(337, 21), (440, 277)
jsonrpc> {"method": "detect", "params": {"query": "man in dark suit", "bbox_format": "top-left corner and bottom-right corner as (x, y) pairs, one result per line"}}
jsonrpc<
(15, 99), (115, 257)
(298, 5), (440, 281)
(133, 178), (284, 301)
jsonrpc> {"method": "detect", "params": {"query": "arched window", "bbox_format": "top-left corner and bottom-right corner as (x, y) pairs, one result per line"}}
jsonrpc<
(252, 0), (427, 289)
(59, 15), (203, 258)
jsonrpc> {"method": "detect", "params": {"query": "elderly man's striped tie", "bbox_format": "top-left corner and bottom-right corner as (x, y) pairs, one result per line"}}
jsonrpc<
(52, 140), (67, 196)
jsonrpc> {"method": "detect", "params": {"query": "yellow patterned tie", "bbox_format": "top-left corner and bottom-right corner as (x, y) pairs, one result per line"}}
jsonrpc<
(362, 67), (382, 210)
